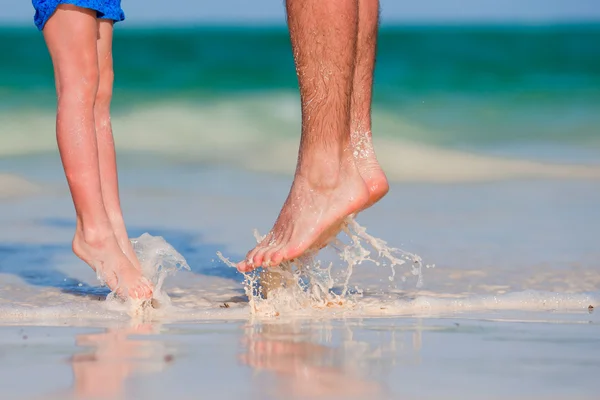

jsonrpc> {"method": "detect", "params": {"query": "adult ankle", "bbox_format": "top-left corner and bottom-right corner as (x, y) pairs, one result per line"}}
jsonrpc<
(297, 150), (360, 190)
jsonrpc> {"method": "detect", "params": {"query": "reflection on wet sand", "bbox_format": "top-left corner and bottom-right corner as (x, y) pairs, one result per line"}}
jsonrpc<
(239, 319), (424, 399)
(70, 323), (169, 399)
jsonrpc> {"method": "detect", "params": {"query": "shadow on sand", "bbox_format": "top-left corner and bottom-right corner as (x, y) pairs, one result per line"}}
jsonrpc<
(0, 217), (245, 300)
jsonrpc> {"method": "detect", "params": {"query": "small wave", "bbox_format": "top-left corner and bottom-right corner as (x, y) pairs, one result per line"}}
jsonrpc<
(1, 95), (599, 182)
(0, 278), (595, 325)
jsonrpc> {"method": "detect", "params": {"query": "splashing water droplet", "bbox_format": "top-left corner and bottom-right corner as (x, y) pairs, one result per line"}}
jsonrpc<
(217, 217), (427, 317)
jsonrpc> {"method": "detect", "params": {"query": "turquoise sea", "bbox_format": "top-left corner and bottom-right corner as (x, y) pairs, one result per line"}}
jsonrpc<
(1, 24), (599, 165)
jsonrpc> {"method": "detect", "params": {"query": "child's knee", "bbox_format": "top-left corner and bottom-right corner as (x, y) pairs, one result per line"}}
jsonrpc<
(95, 70), (114, 109)
(57, 64), (100, 105)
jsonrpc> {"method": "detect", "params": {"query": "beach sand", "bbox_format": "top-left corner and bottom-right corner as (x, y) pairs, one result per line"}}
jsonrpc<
(0, 154), (598, 399)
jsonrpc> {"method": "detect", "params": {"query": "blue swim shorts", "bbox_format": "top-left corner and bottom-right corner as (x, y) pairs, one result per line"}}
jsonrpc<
(32, 0), (125, 31)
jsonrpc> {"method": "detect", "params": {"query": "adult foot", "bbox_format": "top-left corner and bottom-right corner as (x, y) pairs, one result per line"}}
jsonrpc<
(238, 156), (369, 272)
(72, 224), (153, 299)
(351, 131), (389, 209)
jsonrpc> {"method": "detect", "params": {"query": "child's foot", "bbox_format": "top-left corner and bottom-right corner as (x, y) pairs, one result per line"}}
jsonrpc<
(111, 221), (145, 275)
(72, 224), (153, 300)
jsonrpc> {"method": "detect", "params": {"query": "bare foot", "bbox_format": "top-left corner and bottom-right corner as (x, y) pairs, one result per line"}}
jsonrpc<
(351, 131), (389, 209)
(72, 223), (153, 300)
(238, 157), (369, 272)
(111, 219), (145, 274)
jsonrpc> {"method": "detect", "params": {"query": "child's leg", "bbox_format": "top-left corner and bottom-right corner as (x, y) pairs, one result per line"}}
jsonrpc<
(94, 19), (142, 271)
(43, 5), (152, 299)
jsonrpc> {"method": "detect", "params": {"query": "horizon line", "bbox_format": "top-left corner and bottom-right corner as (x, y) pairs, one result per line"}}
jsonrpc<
(1, 18), (600, 29)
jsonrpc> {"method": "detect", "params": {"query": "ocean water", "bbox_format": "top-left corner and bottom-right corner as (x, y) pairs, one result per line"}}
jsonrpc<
(1, 25), (599, 168)
(0, 24), (599, 399)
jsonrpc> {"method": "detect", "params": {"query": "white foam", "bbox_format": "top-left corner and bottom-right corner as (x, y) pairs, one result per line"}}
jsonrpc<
(215, 219), (597, 320)
(358, 290), (598, 317)
(0, 216), (596, 325)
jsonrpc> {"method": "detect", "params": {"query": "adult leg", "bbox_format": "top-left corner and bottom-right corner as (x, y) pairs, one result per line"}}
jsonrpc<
(351, 0), (388, 208)
(43, 5), (152, 299)
(238, 0), (369, 272)
(94, 19), (145, 274)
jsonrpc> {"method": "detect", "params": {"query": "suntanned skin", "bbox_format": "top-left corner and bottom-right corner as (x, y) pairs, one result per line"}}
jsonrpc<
(238, 0), (388, 273)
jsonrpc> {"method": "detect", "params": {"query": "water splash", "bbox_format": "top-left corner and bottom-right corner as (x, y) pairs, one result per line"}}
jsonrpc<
(217, 217), (430, 317)
(106, 233), (190, 317)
